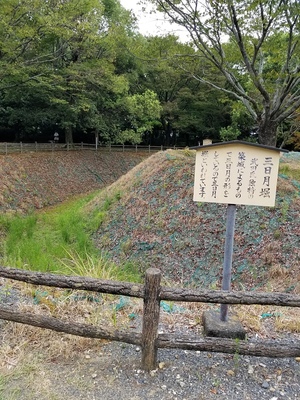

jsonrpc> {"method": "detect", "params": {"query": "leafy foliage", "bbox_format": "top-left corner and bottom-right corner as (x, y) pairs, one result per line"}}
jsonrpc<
(149, 0), (300, 146)
(2, 0), (298, 147)
(130, 34), (231, 145)
(0, 0), (154, 144)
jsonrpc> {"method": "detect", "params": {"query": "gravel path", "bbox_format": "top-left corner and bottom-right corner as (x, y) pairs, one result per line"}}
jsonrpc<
(14, 341), (300, 400)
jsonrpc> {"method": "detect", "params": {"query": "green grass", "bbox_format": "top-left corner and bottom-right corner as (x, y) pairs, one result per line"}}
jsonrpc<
(0, 190), (141, 282)
(60, 249), (141, 282)
(279, 163), (300, 181)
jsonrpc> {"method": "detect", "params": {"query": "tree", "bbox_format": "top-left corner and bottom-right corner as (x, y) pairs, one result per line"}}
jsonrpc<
(0, 0), (137, 143)
(279, 111), (300, 149)
(130, 34), (230, 146)
(146, 0), (300, 146)
(116, 89), (162, 144)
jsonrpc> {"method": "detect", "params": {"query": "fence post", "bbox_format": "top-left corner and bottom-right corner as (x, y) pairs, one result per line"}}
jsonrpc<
(141, 268), (161, 371)
(5, 142), (7, 155)
(35, 141), (38, 152)
(20, 142), (23, 153)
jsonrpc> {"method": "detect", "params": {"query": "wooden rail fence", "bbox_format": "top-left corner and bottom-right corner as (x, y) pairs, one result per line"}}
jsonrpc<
(0, 142), (184, 155)
(0, 266), (299, 371)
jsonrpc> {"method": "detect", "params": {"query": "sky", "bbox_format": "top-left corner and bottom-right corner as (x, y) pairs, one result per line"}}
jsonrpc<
(119, 0), (189, 41)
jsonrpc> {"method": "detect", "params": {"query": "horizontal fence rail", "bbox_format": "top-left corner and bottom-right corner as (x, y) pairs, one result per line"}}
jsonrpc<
(0, 266), (299, 371)
(0, 142), (184, 155)
(0, 267), (299, 307)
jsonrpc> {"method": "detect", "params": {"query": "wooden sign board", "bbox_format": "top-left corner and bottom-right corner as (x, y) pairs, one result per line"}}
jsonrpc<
(193, 141), (287, 207)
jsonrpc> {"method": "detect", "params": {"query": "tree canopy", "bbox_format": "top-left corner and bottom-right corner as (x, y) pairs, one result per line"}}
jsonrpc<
(0, 0), (157, 144)
(1, 0), (298, 148)
(130, 34), (231, 146)
(147, 0), (300, 146)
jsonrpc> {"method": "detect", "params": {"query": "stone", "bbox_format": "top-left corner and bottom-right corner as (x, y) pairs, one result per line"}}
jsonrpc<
(248, 365), (254, 374)
(202, 311), (246, 340)
(227, 369), (235, 376)
(261, 380), (270, 389)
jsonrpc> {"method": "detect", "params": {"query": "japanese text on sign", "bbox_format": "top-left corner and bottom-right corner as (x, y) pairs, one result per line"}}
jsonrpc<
(193, 144), (281, 207)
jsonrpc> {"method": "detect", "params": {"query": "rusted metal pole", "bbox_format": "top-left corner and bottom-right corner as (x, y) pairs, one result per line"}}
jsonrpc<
(220, 204), (236, 322)
(141, 268), (161, 371)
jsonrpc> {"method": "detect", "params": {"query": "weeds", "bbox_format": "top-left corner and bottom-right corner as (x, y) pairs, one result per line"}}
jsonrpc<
(279, 163), (291, 176)
(275, 317), (300, 332)
(280, 200), (290, 222)
(279, 163), (300, 181)
(59, 249), (140, 283)
(120, 238), (133, 256)
(233, 338), (241, 373)
(0, 190), (139, 283)
(273, 229), (281, 239)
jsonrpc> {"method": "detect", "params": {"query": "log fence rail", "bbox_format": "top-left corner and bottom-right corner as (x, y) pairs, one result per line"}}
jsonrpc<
(0, 266), (299, 371)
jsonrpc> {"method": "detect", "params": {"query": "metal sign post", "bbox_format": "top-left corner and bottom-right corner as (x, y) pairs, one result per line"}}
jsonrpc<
(220, 203), (236, 322)
(192, 141), (288, 337)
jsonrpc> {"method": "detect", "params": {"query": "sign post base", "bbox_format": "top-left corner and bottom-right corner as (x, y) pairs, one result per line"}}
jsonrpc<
(203, 311), (246, 340)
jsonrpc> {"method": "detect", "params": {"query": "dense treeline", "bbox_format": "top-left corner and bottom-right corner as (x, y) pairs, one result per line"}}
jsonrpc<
(0, 0), (299, 149)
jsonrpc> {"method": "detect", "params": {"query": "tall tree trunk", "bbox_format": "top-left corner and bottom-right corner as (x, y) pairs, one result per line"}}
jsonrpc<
(65, 126), (73, 145)
(165, 120), (173, 146)
(257, 118), (277, 147)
